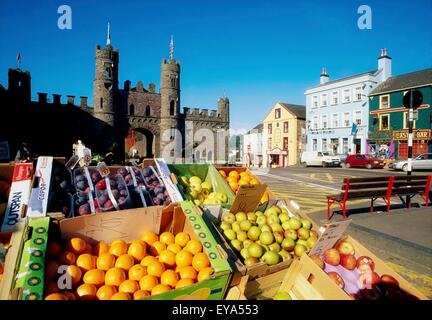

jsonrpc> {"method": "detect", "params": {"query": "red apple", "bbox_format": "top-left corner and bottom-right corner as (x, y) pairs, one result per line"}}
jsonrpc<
(358, 271), (381, 289)
(334, 239), (355, 255)
(327, 272), (345, 289)
(380, 274), (399, 287)
(356, 256), (375, 273)
(309, 255), (324, 269)
(340, 254), (356, 270)
(323, 248), (340, 266)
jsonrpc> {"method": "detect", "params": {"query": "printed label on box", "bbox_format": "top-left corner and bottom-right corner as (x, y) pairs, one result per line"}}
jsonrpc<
(26, 157), (53, 218)
(1, 163), (33, 231)
(308, 220), (351, 257)
(155, 158), (183, 202)
(230, 184), (267, 214)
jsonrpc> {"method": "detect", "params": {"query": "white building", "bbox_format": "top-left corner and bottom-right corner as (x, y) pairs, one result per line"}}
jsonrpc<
(242, 124), (263, 167)
(304, 49), (392, 155)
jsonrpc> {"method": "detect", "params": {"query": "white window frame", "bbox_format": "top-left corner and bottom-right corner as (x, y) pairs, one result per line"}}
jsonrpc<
(331, 91), (339, 105)
(313, 116), (318, 129)
(322, 139), (328, 152)
(321, 94), (328, 107)
(312, 139), (317, 151)
(354, 110), (362, 125)
(321, 114), (328, 129)
(354, 87), (362, 101)
(312, 96), (318, 108)
(343, 89), (351, 103)
(332, 113), (338, 128)
(343, 112), (351, 127)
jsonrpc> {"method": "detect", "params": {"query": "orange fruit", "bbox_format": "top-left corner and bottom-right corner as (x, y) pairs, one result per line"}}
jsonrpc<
(96, 253), (116, 271)
(45, 260), (59, 280)
(139, 275), (159, 291)
(133, 290), (150, 300)
(160, 270), (179, 288)
(44, 281), (60, 295)
(228, 181), (239, 192)
(175, 278), (195, 289)
(175, 250), (193, 267)
(147, 260), (165, 277)
(83, 269), (105, 287)
(111, 292), (131, 300)
(149, 241), (166, 256)
(174, 232), (190, 248)
(141, 231), (159, 246)
(45, 293), (68, 300)
(66, 265), (82, 287)
(115, 254), (135, 271)
(167, 243), (182, 254)
(151, 284), (171, 296)
(159, 232), (175, 245)
(46, 242), (62, 259)
(238, 179), (249, 187)
(105, 267), (126, 286)
(218, 170), (227, 178)
(228, 171), (240, 180)
(93, 242), (110, 256)
(158, 250), (176, 268)
(66, 237), (88, 256)
(128, 264), (147, 281)
(109, 240), (128, 257)
(179, 266), (198, 281)
(184, 240), (202, 255)
(76, 283), (97, 300)
(76, 253), (97, 272)
(96, 285), (117, 300)
(226, 176), (237, 185)
(197, 267), (214, 282)
(128, 240), (147, 262)
(58, 251), (76, 265)
(192, 253), (210, 272)
(140, 255), (158, 267)
(62, 291), (77, 300)
(249, 178), (260, 185)
(239, 172), (251, 182)
(119, 279), (140, 294)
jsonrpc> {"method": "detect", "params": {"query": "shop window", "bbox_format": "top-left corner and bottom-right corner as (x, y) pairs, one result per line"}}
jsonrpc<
(379, 114), (390, 130)
(403, 112), (416, 129)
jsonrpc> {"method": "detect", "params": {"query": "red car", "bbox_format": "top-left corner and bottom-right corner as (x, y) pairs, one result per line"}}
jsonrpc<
(344, 154), (385, 169)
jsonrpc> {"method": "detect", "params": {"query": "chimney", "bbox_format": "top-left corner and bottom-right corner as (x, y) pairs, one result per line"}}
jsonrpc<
(80, 96), (88, 108)
(320, 67), (329, 84)
(378, 48), (392, 82)
(136, 81), (144, 92)
(37, 92), (47, 104)
(148, 83), (156, 93)
(52, 94), (61, 104)
(124, 80), (131, 91)
(67, 95), (75, 105)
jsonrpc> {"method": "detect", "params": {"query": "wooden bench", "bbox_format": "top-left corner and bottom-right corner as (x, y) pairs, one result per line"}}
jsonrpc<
(327, 175), (431, 220)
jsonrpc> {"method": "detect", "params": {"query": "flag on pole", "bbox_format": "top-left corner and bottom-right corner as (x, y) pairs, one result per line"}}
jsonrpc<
(351, 122), (358, 135)
(17, 52), (21, 68)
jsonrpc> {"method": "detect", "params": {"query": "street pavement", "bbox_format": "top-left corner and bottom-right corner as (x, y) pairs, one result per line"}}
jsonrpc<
(252, 166), (432, 298)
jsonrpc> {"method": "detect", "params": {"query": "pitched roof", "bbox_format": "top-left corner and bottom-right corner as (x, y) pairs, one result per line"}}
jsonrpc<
(369, 68), (432, 96)
(278, 103), (306, 119)
(307, 70), (379, 90)
(246, 123), (263, 134)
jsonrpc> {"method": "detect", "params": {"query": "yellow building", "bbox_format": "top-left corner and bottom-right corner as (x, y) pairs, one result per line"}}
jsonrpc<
(262, 102), (306, 168)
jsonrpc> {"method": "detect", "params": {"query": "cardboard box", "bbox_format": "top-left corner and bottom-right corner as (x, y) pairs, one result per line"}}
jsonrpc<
(1, 163), (34, 231)
(12, 217), (51, 300)
(272, 235), (428, 300)
(41, 201), (232, 300)
(27, 157), (53, 218)
(203, 198), (320, 287)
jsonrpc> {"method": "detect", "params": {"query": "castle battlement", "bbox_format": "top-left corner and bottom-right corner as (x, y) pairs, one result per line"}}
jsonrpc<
(184, 106), (223, 121)
(34, 92), (90, 109)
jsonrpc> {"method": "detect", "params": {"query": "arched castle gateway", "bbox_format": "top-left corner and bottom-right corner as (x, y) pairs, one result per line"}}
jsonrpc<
(0, 26), (230, 163)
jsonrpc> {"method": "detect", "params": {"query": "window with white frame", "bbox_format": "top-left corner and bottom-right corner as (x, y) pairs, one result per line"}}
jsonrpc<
(312, 96), (318, 108)
(343, 89), (351, 103)
(343, 138), (349, 153)
(312, 139), (317, 151)
(343, 112), (350, 127)
(313, 116), (318, 129)
(355, 87), (362, 101)
(354, 110), (362, 125)
(331, 91), (338, 105)
(322, 139), (328, 152)
(321, 94), (328, 107)
(332, 113), (338, 128)
(321, 115), (328, 129)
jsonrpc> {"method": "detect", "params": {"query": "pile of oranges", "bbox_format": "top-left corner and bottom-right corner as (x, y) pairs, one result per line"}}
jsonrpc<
(218, 170), (260, 193)
(44, 231), (214, 300)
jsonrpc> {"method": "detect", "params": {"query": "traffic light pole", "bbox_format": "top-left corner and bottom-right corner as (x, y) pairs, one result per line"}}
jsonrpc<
(406, 89), (414, 207)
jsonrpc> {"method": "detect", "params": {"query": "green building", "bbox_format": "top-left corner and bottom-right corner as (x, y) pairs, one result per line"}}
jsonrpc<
(368, 68), (432, 160)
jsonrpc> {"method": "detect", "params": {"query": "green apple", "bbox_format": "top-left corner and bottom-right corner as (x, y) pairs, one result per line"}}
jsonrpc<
(260, 225), (272, 233)
(207, 192), (217, 199)
(247, 212), (257, 222)
(261, 251), (280, 265)
(190, 182), (202, 193)
(247, 226), (261, 241)
(278, 250), (292, 262)
(243, 239), (254, 248)
(193, 199), (203, 206)
(268, 242), (281, 253)
(231, 239), (243, 252)
(216, 192), (228, 203)
(271, 223), (283, 233)
(306, 236), (317, 249)
(273, 291), (292, 300)
(201, 181), (212, 191)
(297, 228), (310, 240)
(189, 189), (199, 199)
(256, 216), (267, 226)
(288, 218), (302, 230)
(244, 257), (259, 267)
(236, 230), (248, 242)
(240, 220), (252, 232)
(240, 247), (250, 260)
(279, 212), (290, 223)
(294, 244), (307, 257)
(248, 243), (263, 258)
(189, 176), (202, 185)
(235, 212), (247, 222)
(281, 238), (295, 251)
(223, 212), (236, 224)
(280, 208), (289, 215)
(267, 215), (280, 225)
(282, 220), (291, 231)
(224, 229), (236, 241)
(264, 207), (279, 216)
(296, 239), (309, 249)
(255, 211), (264, 217)
(284, 229), (298, 241)
(301, 219), (312, 230)
(259, 231), (274, 245)
(219, 222), (231, 231)
(232, 222), (241, 232)
(273, 231), (284, 244)
(180, 176), (190, 187)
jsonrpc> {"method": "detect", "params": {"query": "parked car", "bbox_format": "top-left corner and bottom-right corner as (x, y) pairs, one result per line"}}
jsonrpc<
(390, 153), (432, 171)
(300, 151), (341, 167)
(337, 153), (348, 164)
(344, 154), (385, 169)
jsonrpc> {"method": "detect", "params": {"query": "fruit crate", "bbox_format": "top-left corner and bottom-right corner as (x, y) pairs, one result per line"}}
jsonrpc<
(309, 235), (428, 300)
(168, 163), (236, 209)
(203, 198), (321, 287)
(39, 201), (232, 300)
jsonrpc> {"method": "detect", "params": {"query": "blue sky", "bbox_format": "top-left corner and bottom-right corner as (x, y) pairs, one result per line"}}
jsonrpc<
(0, 0), (431, 130)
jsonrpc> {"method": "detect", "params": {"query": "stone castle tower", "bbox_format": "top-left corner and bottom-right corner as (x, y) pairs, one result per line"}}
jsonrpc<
(93, 23), (119, 145)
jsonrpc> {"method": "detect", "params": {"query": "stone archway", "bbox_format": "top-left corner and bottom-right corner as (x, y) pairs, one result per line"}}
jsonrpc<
(127, 117), (160, 158)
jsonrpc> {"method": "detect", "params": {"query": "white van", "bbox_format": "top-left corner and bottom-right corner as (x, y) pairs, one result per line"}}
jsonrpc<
(300, 151), (341, 167)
